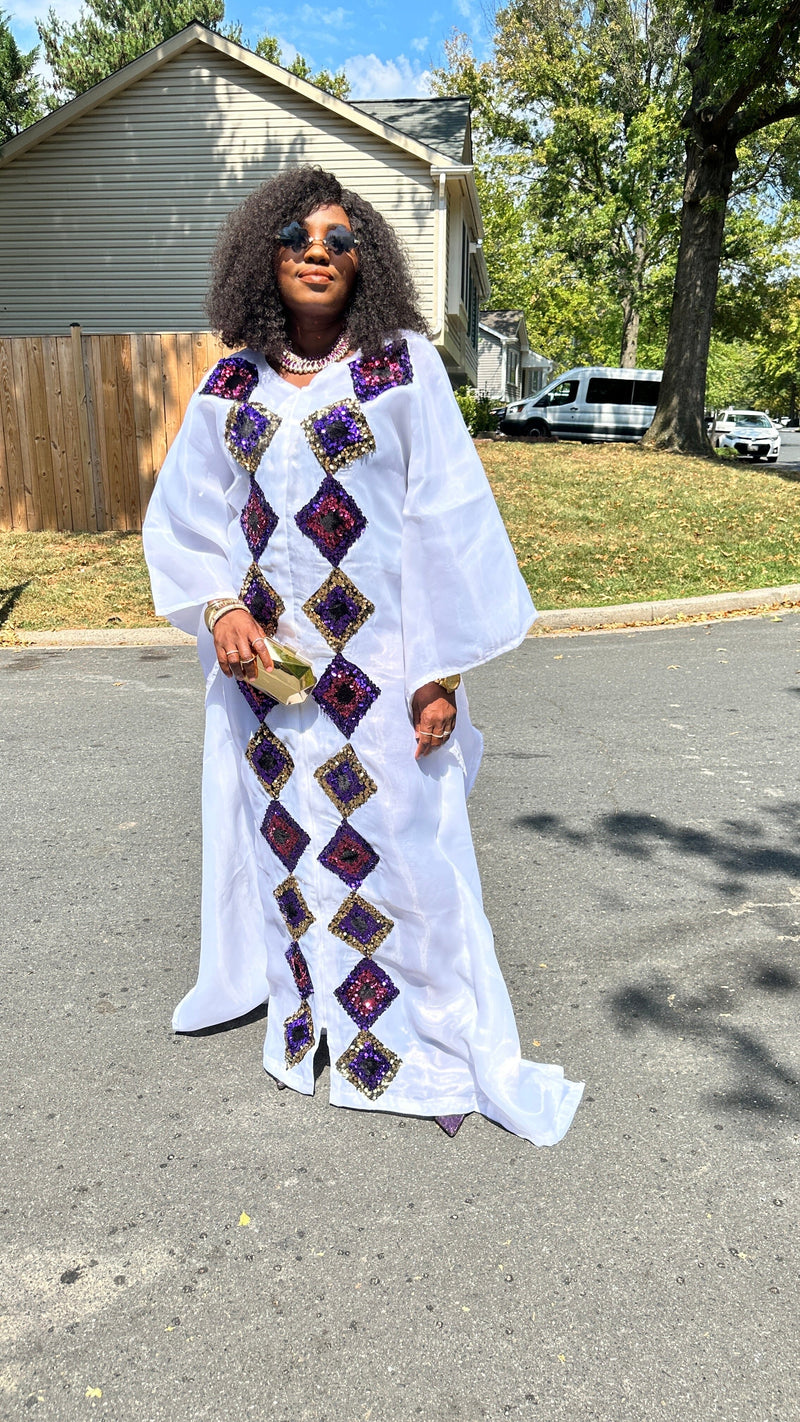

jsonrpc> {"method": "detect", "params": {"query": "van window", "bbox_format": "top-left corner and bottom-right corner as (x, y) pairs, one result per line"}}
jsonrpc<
(587, 377), (634, 405)
(535, 379), (579, 408)
(633, 380), (660, 407)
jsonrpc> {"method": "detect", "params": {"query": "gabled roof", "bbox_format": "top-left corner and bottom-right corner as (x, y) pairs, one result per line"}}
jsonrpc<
(353, 99), (472, 164)
(480, 310), (527, 340)
(0, 23), (464, 171)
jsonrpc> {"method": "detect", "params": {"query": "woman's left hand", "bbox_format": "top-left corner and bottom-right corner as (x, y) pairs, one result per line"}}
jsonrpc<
(412, 683), (457, 759)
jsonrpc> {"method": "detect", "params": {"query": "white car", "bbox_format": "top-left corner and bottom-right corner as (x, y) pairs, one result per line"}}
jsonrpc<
(710, 410), (781, 462)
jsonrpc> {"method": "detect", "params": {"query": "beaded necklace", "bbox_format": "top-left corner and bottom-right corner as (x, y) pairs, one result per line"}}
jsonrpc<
(279, 332), (350, 374)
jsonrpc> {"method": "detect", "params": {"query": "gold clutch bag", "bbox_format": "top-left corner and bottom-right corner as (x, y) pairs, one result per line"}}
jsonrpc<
(250, 637), (316, 705)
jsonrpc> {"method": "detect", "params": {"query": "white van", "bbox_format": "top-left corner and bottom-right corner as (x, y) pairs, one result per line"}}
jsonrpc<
(499, 366), (662, 442)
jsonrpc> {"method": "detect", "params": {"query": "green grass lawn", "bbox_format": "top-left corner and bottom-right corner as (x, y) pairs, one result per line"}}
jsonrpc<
(0, 443), (797, 633)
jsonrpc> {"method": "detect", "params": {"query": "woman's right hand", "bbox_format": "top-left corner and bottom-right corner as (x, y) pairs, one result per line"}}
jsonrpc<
(212, 609), (274, 682)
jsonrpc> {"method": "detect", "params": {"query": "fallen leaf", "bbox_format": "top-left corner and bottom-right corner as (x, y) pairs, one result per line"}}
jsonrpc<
(85, 1388), (102, 1399)
(539, 963), (547, 968)
(532, 1039), (540, 1047)
(238, 1212), (251, 1227)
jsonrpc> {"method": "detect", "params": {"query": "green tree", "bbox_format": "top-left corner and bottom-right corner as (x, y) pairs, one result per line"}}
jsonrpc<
(433, 0), (687, 367)
(0, 9), (45, 138)
(643, 0), (800, 455)
(38, 1), (350, 107)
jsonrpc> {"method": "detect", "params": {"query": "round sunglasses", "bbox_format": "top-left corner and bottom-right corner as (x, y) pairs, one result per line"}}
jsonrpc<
(276, 220), (358, 257)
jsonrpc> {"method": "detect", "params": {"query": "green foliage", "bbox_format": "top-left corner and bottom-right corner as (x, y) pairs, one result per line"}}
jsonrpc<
(0, 10), (45, 138)
(454, 386), (499, 435)
(36, 0), (351, 107)
(37, 0), (227, 103)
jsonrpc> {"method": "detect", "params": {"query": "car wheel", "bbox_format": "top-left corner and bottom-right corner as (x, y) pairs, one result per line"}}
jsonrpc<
(522, 419), (552, 439)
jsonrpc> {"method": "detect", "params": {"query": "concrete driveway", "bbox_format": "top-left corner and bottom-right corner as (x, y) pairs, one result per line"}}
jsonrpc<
(1, 616), (798, 1420)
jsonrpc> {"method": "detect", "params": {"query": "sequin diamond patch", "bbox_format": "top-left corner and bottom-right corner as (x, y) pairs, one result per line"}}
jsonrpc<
(313, 744), (377, 818)
(318, 821), (379, 889)
(303, 569), (374, 652)
(202, 355), (258, 401)
(312, 653), (380, 738)
(225, 401), (280, 475)
(349, 339), (413, 404)
(285, 943), (314, 999)
(334, 958), (399, 1030)
(284, 1000), (315, 1068)
(336, 1029), (402, 1100)
(274, 875), (314, 941)
(237, 677), (278, 723)
(295, 475), (367, 568)
(329, 892), (393, 957)
(260, 800), (310, 873)
(302, 399), (376, 476)
(245, 724), (293, 797)
(240, 563), (285, 636)
(240, 480), (278, 560)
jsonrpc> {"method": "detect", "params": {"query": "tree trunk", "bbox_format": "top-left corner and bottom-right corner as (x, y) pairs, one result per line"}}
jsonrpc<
(619, 298), (640, 367)
(643, 129), (738, 456)
(619, 225), (647, 368)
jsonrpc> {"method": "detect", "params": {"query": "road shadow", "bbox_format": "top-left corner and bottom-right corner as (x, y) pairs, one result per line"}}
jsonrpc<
(0, 582), (31, 627)
(515, 804), (800, 1124)
(611, 966), (800, 1123)
(514, 803), (800, 899)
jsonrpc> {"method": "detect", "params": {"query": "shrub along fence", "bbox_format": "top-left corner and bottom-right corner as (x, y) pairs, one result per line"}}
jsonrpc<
(0, 327), (226, 533)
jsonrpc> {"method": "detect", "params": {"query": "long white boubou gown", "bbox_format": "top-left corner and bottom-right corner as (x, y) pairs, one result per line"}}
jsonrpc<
(143, 331), (583, 1144)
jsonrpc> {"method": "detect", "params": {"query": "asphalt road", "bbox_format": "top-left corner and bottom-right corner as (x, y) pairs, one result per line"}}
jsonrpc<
(1, 617), (798, 1421)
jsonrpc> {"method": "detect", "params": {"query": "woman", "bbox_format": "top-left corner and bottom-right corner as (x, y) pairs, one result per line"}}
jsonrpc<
(143, 167), (583, 1144)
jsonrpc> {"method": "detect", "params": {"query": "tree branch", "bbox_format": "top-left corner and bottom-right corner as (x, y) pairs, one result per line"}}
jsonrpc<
(734, 91), (800, 140)
(716, 0), (800, 129)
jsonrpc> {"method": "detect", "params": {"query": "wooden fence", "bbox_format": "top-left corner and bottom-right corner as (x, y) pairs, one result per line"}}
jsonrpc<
(0, 328), (226, 533)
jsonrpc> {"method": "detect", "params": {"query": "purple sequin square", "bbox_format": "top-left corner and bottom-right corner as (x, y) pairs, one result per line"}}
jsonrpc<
(260, 800), (310, 873)
(240, 481), (278, 559)
(202, 355), (259, 401)
(225, 401), (280, 474)
(245, 724), (293, 797)
(302, 399), (376, 476)
(312, 653), (380, 737)
(334, 958), (398, 1030)
(318, 820), (379, 888)
(303, 569), (373, 652)
(237, 678), (278, 722)
(314, 744), (377, 818)
(329, 892), (393, 957)
(240, 564), (284, 636)
(274, 875), (314, 940)
(285, 943), (314, 999)
(295, 476), (367, 567)
(336, 1029), (402, 1099)
(284, 1000), (315, 1067)
(349, 340), (414, 404)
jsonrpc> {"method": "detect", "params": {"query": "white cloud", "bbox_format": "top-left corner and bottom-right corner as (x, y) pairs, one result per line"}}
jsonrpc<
(297, 3), (354, 28)
(410, 35), (429, 53)
(344, 52), (432, 98)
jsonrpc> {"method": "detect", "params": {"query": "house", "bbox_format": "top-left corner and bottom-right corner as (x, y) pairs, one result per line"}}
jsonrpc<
(0, 23), (488, 385)
(478, 310), (553, 402)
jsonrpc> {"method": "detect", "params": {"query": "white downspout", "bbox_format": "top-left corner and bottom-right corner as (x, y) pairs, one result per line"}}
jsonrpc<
(430, 171), (448, 342)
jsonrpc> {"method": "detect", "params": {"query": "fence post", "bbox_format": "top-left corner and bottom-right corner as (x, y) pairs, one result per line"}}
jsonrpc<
(70, 323), (106, 531)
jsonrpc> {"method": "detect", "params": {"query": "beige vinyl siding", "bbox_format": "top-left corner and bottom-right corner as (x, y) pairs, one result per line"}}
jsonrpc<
(0, 44), (437, 335)
(477, 332), (504, 398)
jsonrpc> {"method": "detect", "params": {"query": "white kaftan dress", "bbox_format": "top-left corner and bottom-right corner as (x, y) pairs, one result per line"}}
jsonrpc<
(143, 331), (583, 1145)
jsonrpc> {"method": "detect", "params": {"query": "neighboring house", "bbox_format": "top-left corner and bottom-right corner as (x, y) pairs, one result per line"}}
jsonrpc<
(0, 23), (488, 384)
(478, 310), (553, 402)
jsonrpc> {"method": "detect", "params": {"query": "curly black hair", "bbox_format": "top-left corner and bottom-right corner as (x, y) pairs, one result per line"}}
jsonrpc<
(206, 167), (429, 361)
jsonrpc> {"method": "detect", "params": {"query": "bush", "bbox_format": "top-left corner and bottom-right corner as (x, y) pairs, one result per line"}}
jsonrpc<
(454, 386), (499, 436)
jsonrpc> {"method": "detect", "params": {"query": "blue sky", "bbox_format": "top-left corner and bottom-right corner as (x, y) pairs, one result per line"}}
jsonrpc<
(7, 0), (489, 98)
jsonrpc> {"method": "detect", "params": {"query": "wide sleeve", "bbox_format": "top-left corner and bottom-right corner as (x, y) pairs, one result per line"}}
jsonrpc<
(400, 337), (536, 702)
(142, 387), (240, 636)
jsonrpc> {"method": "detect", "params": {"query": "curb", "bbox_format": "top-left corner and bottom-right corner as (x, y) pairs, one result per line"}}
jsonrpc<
(3, 584), (799, 649)
(530, 583), (800, 634)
